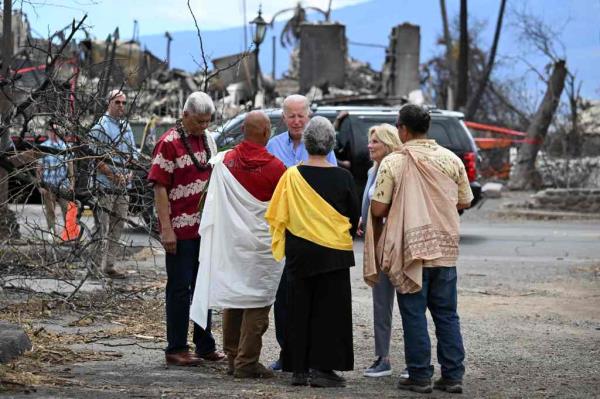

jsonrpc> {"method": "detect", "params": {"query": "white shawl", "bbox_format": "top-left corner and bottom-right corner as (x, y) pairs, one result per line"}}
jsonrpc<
(190, 151), (283, 329)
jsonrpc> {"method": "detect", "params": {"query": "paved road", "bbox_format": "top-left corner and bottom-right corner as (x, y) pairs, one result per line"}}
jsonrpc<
(4, 201), (600, 398)
(457, 219), (600, 291)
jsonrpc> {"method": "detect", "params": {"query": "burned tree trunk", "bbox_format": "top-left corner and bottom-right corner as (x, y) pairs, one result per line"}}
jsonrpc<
(465, 0), (506, 120)
(455, 0), (469, 109)
(0, 0), (20, 240)
(509, 60), (567, 190)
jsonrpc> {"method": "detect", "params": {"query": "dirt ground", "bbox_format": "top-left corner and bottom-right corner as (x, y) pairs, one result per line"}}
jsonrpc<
(1, 193), (599, 398)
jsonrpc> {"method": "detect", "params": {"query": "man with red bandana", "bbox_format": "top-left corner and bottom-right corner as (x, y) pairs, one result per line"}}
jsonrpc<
(190, 110), (285, 379)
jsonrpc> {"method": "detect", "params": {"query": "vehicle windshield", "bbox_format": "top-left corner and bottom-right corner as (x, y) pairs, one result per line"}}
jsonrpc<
(351, 115), (463, 149)
(352, 115), (397, 133)
(216, 114), (244, 133)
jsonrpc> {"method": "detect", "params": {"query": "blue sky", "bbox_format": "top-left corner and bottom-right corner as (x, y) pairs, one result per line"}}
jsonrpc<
(20, 0), (600, 99)
(22, 0), (367, 38)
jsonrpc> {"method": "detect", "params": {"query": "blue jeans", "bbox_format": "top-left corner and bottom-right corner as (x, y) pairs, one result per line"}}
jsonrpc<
(397, 267), (465, 381)
(165, 239), (215, 355)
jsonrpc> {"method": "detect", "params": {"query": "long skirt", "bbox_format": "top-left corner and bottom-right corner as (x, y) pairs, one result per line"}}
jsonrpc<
(282, 267), (354, 373)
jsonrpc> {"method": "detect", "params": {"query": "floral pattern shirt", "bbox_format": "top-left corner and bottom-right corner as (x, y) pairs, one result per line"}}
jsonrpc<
(148, 127), (216, 240)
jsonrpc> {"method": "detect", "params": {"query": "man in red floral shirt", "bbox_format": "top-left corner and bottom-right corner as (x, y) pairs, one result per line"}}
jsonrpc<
(148, 91), (225, 367)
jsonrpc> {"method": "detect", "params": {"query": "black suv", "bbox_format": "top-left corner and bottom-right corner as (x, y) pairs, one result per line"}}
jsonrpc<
(213, 106), (482, 208)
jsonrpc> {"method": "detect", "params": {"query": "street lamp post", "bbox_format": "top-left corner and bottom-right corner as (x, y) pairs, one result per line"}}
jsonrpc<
(250, 7), (267, 106)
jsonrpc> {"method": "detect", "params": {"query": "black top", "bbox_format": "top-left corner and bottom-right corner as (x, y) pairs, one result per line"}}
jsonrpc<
(285, 165), (360, 280)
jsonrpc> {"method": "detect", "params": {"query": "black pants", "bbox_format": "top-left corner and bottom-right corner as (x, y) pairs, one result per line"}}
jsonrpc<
(273, 265), (288, 355)
(165, 239), (215, 355)
(283, 268), (354, 373)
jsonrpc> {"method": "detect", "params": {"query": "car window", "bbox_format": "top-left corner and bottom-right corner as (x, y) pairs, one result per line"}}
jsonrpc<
(430, 117), (473, 151)
(351, 115), (397, 131)
(428, 120), (455, 148)
(335, 118), (353, 160)
(271, 117), (286, 136)
(215, 116), (244, 148)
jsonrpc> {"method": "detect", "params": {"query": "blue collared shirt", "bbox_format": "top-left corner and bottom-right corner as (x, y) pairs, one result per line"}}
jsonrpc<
(266, 131), (338, 168)
(39, 138), (70, 190)
(89, 114), (138, 190)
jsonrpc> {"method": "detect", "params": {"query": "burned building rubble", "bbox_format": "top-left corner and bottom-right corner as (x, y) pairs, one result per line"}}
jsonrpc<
(2, 9), (420, 132)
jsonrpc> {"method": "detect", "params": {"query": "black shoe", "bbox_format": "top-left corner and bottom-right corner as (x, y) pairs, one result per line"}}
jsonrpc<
(397, 376), (432, 393)
(310, 369), (346, 388)
(434, 377), (463, 393)
(291, 372), (309, 386)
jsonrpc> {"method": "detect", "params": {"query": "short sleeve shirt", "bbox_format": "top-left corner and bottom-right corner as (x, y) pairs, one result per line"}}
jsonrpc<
(373, 139), (473, 205)
(89, 114), (138, 190)
(39, 139), (70, 190)
(147, 127), (213, 240)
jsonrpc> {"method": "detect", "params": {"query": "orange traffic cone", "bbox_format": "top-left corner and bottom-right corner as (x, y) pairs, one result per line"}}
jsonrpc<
(60, 201), (81, 241)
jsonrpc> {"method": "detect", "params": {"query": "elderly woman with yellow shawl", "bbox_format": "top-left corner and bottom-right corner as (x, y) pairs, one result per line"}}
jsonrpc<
(265, 116), (359, 388)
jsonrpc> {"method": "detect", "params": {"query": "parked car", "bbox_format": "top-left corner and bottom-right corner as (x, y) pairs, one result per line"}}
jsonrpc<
(214, 106), (482, 208)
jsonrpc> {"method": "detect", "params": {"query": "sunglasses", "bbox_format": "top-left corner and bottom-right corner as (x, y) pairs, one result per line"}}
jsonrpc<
(113, 100), (127, 105)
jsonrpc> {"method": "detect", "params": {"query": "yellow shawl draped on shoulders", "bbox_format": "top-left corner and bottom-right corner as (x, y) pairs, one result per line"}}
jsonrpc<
(265, 166), (353, 262)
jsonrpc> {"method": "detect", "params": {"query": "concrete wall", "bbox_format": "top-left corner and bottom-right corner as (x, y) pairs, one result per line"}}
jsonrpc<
(538, 157), (600, 188)
(0, 11), (30, 52)
(299, 23), (346, 93)
(382, 23), (420, 101)
(530, 189), (600, 213)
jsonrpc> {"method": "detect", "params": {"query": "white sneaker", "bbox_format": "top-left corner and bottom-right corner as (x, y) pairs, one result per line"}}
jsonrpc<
(400, 367), (409, 379)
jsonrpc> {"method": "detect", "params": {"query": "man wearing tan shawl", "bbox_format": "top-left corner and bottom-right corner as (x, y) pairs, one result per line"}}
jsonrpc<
(366, 105), (473, 394)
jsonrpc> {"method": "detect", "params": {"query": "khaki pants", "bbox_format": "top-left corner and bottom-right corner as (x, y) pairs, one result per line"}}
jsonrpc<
(41, 189), (69, 236)
(222, 305), (271, 370)
(97, 194), (129, 272)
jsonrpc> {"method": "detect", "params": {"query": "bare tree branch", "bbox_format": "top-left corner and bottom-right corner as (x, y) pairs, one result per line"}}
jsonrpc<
(187, 0), (210, 91)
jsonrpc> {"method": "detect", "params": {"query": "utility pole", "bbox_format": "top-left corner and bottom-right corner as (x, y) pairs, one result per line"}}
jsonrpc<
(455, 0), (469, 110)
(132, 19), (139, 42)
(271, 35), (276, 80)
(99, 32), (112, 103)
(243, 0), (247, 48)
(165, 31), (173, 68)
(103, 27), (119, 99)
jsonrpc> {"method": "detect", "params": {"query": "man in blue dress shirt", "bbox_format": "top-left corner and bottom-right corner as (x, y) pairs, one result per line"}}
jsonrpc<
(265, 94), (337, 371)
(89, 89), (138, 279)
(266, 95), (337, 167)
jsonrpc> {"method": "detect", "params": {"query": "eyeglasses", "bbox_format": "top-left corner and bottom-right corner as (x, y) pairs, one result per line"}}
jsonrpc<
(113, 100), (127, 105)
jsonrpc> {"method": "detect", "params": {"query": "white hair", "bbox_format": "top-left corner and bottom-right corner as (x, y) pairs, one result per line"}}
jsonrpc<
(283, 94), (310, 115)
(303, 116), (335, 156)
(107, 89), (125, 102)
(183, 91), (215, 115)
